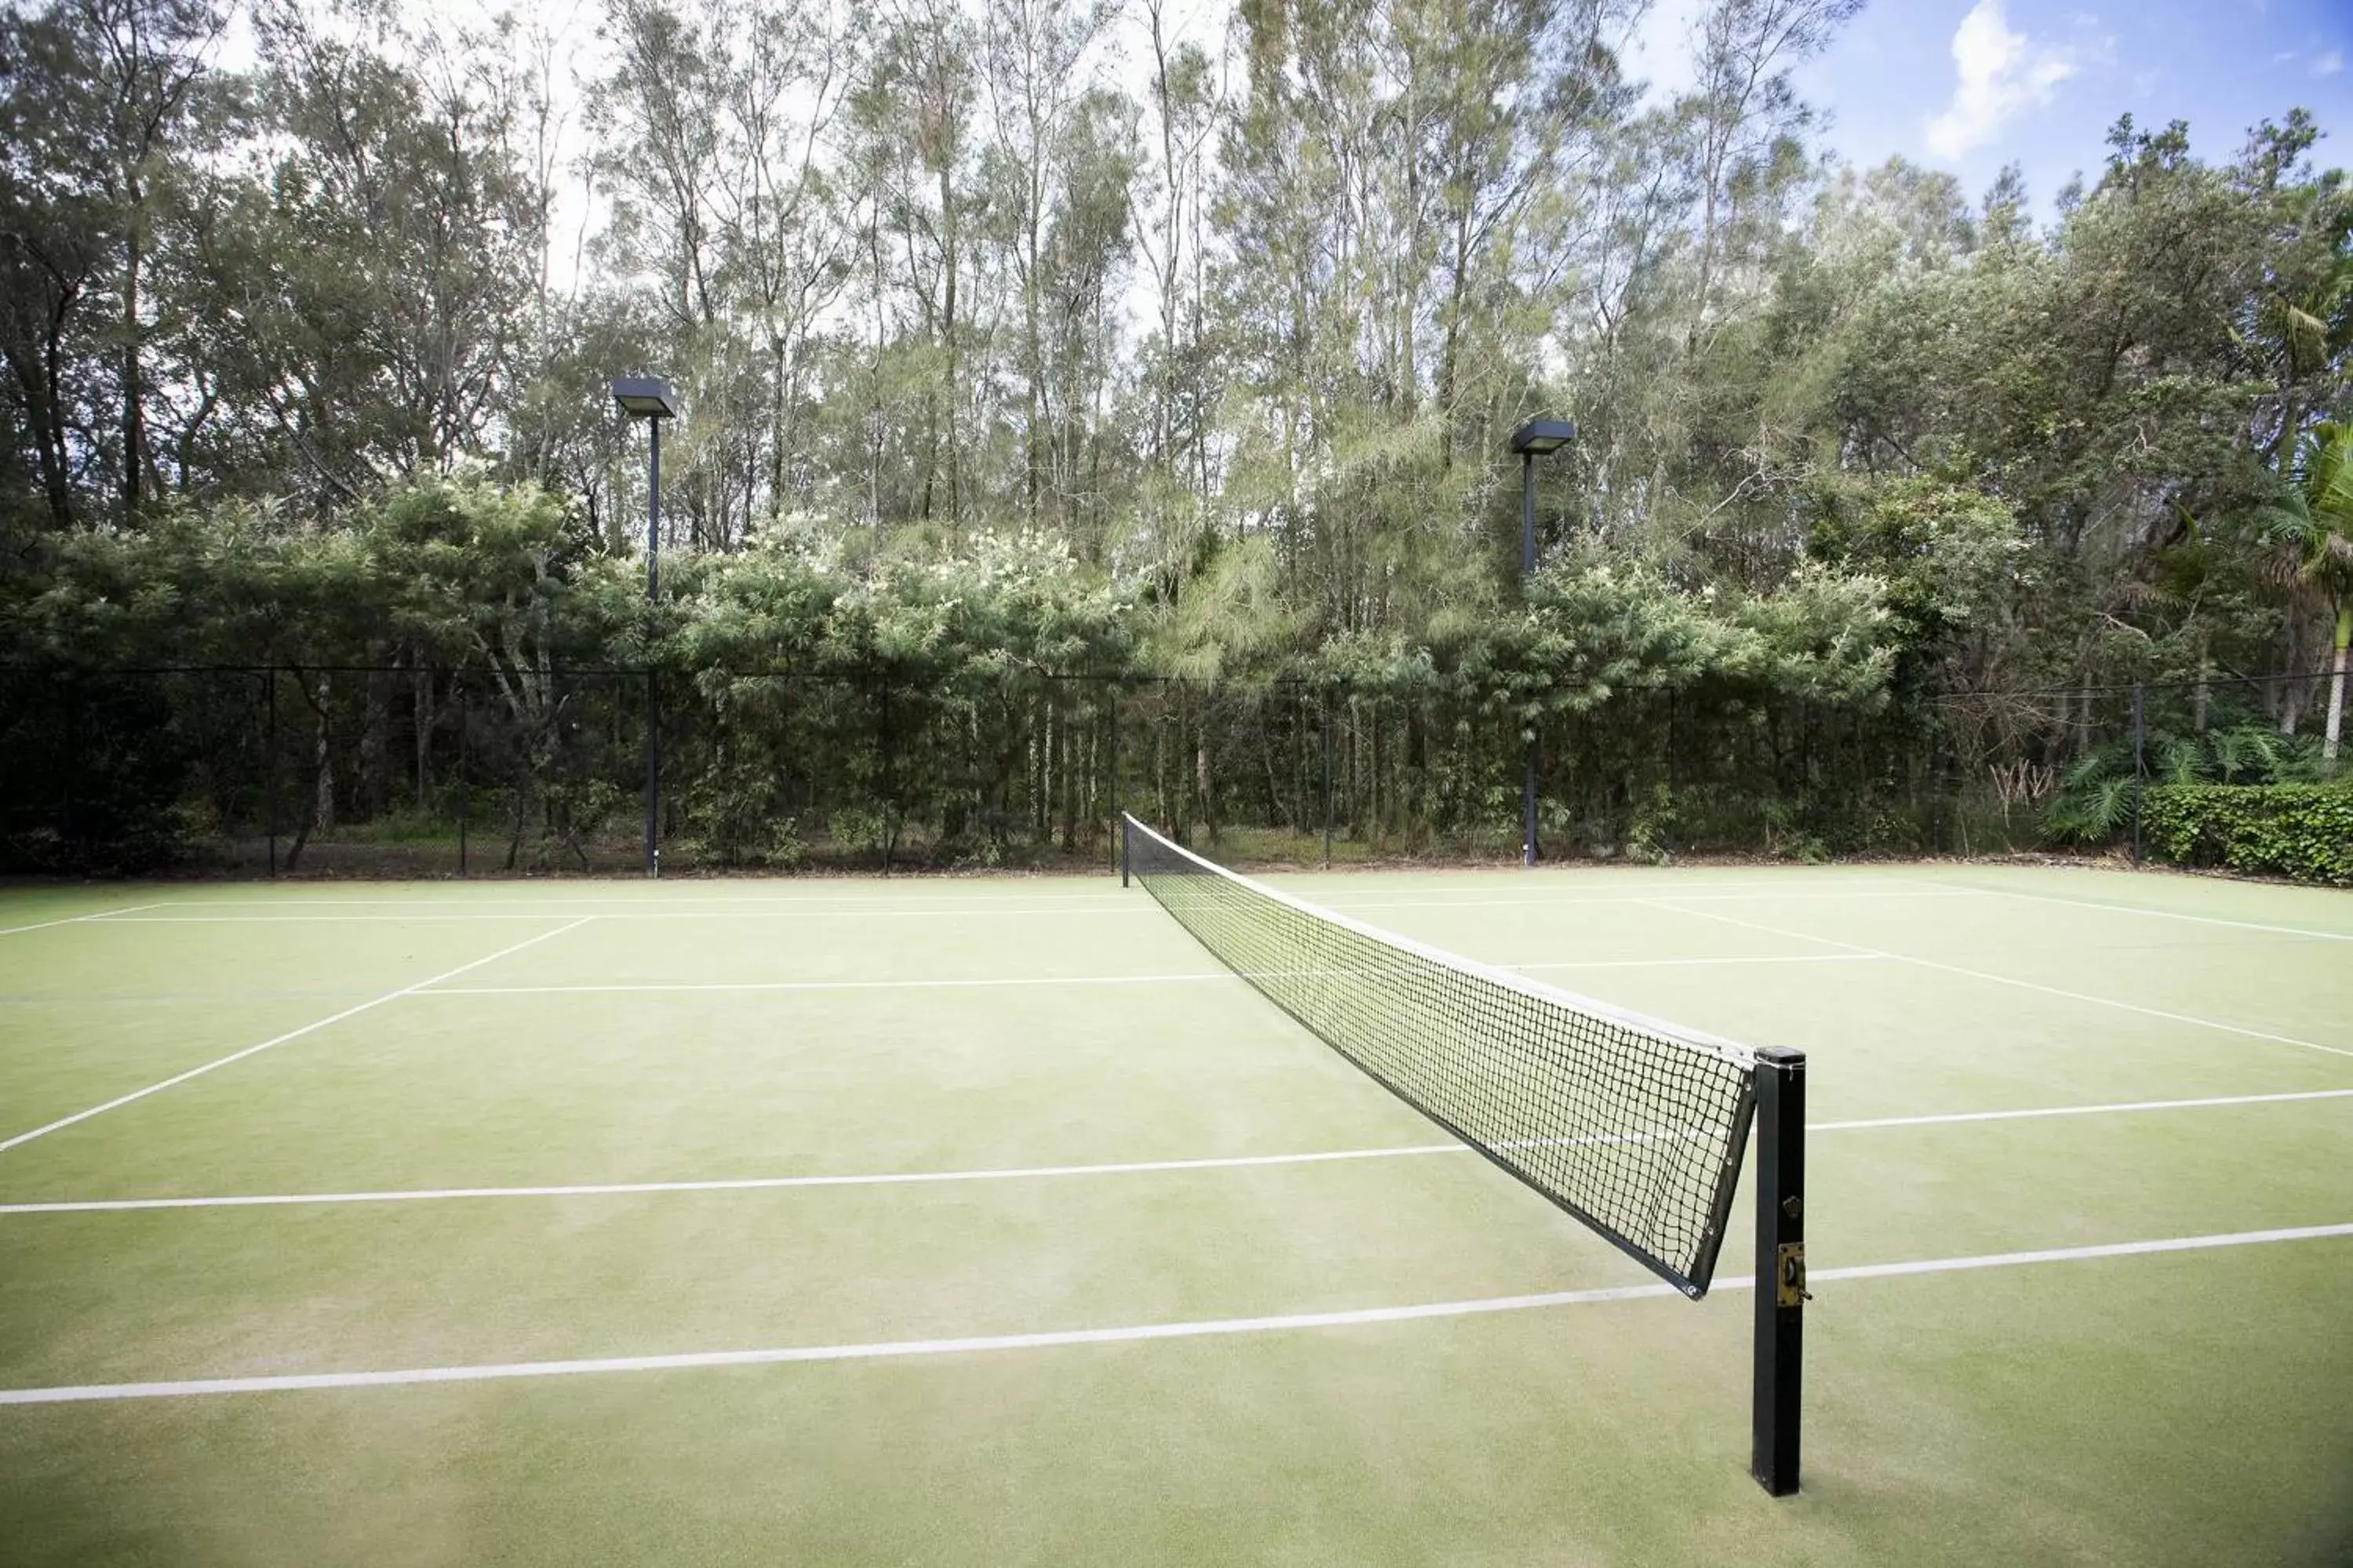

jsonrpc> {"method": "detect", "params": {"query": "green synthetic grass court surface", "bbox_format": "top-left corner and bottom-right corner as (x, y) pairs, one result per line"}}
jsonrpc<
(1, 861), (2348, 1566)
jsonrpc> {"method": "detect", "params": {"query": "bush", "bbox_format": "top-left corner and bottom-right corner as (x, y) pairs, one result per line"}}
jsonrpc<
(2139, 783), (2353, 886)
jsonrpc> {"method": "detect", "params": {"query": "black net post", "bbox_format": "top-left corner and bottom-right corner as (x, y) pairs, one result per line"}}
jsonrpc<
(1120, 806), (1131, 887)
(1751, 1046), (1807, 1497)
(1109, 684), (1123, 877)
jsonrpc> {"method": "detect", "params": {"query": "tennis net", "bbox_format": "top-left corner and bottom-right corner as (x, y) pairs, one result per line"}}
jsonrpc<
(1122, 813), (1761, 1297)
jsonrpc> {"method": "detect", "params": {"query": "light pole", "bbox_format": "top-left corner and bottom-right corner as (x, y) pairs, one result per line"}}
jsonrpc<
(613, 376), (679, 878)
(1508, 417), (1573, 868)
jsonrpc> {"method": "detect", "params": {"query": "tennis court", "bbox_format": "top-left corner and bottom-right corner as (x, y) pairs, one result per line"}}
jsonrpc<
(2, 855), (2348, 1565)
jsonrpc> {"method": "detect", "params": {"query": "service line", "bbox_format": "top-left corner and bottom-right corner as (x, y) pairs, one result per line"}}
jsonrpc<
(2, 1222), (2346, 1405)
(6, 1087), (2346, 1216)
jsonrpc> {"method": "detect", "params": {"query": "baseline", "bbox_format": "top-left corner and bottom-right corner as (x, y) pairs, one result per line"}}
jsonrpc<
(6, 1086), (2345, 1215)
(0, 918), (597, 1154)
(424, 972), (1231, 997)
(84, 907), (1151, 926)
(2, 1223), (2345, 1405)
(422, 953), (1878, 997)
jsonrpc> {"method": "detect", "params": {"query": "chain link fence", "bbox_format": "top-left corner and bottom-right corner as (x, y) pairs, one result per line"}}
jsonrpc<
(0, 662), (2338, 876)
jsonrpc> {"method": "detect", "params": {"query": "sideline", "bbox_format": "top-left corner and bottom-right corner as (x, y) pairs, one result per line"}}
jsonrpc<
(0, 919), (598, 1154)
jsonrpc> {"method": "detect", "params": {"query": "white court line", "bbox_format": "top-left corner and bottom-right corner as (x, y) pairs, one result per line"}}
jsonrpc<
(1652, 900), (2353, 1063)
(87, 907), (1153, 925)
(420, 954), (1889, 996)
(1508, 953), (1887, 973)
(9, 1087), (2346, 1216)
(0, 919), (597, 1155)
(3, 1222), (2346, 1405)
(0, 1143), (1466, 1213)
(86, 915), (597, 924)
(0, 902), (167, 937)
(126, 879), (1893, 911)
(1953, 882), (2353, 944)
(424, 972), (1233, 996)
(62, 887), (1978, 926)
(1812, 1087), (2353, 1133)
(89, 892), (1131, 910)
(1318, 889), (1975, 912)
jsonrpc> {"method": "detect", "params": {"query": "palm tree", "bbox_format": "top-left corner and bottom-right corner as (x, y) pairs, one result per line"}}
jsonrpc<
(2271, 421), (2353, 767)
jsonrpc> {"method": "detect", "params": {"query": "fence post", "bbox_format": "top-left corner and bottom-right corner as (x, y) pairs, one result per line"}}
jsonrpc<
(457, 682), (468, 878)
(264, 667), (279, 879)
(2130, 682), (2146, 864)
(62, 672), (82, 865)
(1751, 1046), (1807, 1497)
(879, 668), (894, 873)
(643, 664), (660, 879)
(1108, 684), (1121, 874)
(1320, 689), (1335, 871)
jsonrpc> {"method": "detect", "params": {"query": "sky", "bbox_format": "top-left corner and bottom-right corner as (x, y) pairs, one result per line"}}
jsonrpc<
(1630, 0), (2353, 216)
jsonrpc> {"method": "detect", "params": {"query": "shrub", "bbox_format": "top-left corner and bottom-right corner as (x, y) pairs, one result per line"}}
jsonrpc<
(2139, 783), (2353, 886)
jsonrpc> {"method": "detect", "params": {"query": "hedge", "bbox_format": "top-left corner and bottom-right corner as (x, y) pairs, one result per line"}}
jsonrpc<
(2139, 782), (2353, 886)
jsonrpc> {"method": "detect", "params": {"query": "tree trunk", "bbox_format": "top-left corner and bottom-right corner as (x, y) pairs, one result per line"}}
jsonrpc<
(2326, 609), (2350, 768)
(312, 676), (334, 830)
(414, 667), (432, 806)
(1196, 737), (1215, 842)
(122, 220), (146, 517)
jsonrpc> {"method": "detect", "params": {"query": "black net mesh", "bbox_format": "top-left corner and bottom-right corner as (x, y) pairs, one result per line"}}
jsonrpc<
(1124, 813), (1761, 1297)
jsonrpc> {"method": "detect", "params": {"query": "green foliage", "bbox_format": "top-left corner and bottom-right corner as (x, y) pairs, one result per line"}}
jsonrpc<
(2, 0), (2351, 870)
(2140, 783), (2353, 884)
(2044, 722), (2328, 845)
(2043, 759), (2136, 846)
(1624, 784), (1680, 865)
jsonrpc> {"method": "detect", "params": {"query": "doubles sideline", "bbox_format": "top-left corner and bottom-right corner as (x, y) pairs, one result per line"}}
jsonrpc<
(2, 1222), (2346, 1406)
(5, 1086), (2348, 1217)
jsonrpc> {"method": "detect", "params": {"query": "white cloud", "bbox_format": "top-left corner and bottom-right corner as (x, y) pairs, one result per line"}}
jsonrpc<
(2317, 49), (2344, 78)
(2272, 49), (2300, 65)
(1923, 0), (2078, 162)
(1625, 0), (1707, 101)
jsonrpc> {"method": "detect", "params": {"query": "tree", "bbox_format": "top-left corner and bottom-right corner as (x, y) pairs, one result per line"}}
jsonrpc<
(2275, 420), (2353, 763)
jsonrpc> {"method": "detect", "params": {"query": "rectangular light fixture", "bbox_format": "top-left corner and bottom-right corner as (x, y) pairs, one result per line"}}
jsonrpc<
(611, 377), (679, 420)
(1510, 417), (1574, 455)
